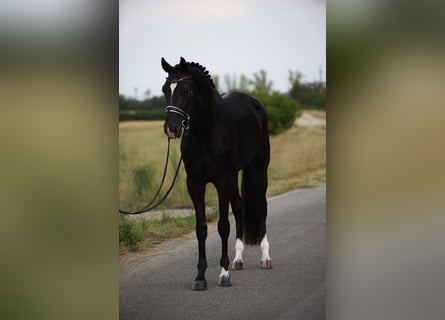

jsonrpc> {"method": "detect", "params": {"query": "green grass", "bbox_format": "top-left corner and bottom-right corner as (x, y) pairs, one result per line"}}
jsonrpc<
(119, 210), (219, 254)
(119, 114), (325, 253)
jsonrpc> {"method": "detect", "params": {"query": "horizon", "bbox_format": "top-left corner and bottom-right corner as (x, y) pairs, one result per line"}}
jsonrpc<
(119, 66), (326, 99)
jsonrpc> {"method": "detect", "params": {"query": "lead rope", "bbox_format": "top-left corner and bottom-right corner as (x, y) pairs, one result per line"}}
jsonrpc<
(118, 138), (183, 215)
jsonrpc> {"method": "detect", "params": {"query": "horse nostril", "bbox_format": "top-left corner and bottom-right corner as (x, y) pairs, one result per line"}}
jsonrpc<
(167, 125), (181, 138)
(165, 120), (182, 138)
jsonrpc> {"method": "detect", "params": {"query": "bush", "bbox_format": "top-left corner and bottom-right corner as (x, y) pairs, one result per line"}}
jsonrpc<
(120, 162), (158, 211)
(119, 217), (148, 251)
(119, 91), (301, 135)
(253, 91), (301, 135)
(119, 109), (165, 121)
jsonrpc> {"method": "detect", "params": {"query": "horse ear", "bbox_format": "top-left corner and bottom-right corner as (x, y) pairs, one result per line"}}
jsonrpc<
(179, 57), (188, 73)
(161, 57), (173, 73)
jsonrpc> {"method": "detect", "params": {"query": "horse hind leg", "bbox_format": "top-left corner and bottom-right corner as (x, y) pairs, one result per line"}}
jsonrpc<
(243, 145), (272, 269)
(230, 187), (244, 270)
(232, 238), (245, 270)
(260, 234), (272, 269)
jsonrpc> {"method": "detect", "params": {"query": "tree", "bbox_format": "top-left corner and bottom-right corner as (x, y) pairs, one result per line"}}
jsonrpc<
(119, 94), (129, 111)
(249, 70), (273, 95)
(238, 74), (250, 93)
(220, 73), (250, 93)
(224, 73), (237, 92)
(144, 88), (151, 99)
(288, 70), (326, 110)
(213, 75), (221, 92)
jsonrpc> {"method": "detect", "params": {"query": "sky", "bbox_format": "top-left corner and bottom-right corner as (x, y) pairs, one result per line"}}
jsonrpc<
(119, 0), (325, 98)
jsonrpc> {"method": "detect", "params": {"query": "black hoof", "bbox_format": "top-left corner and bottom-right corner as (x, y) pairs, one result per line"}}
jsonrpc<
(192, 280), (207, 291)
(231, 260), (244, 270)
(217, 274), (232, 287)
(260, 259), (272, 269)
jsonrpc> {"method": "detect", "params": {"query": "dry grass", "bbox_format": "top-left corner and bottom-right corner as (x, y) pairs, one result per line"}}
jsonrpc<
(119, 115), (326, 211)
(119, 115), (325, 253)
(268, 124), (326, 195)
(119, 210), (219, 254)
(119, 121), (193, 211)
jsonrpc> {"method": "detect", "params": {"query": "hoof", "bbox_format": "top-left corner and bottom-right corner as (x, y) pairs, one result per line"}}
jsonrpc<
(192, 280), (207, 291)
(260, 259), (272, 269)
(217, 274), (232, 287)
(231, 260), (244, 270)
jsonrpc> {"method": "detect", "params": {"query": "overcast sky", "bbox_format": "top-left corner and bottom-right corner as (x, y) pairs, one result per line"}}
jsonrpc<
(119, 0), (325, 98)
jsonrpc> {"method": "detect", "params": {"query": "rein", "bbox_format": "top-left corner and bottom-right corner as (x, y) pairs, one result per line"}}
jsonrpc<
(119, 76), (192, 215)
(118, 138), (183, 215)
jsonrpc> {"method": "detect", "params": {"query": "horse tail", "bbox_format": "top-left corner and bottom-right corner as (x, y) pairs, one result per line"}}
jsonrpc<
(242, 116), (270, 245)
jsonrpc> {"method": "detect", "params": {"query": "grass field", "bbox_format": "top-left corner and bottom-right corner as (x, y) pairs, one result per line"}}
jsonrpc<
(119, 113), (325, 252)
(119, 118), (325, 210)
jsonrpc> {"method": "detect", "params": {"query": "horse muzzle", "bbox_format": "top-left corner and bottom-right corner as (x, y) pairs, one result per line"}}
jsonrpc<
(164, 105), (191, 139)
(164, 122), (182, 139)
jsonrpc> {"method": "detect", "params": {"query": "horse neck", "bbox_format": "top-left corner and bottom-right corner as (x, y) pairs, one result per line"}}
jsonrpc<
(189, 89), (219, 136)
(183, 89), (228, 156)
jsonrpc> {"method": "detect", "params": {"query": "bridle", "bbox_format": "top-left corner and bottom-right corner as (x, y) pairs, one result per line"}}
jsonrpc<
(165, 76), (192, 130)
(165, 106), (191, 130)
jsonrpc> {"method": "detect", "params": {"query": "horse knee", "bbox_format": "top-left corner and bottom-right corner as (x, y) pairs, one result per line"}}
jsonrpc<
(196, 223), (207, 240)
(217, 219), (229, 237)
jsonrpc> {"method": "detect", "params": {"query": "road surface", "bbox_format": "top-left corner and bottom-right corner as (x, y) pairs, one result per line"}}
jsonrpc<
(120, 185), (326, 320)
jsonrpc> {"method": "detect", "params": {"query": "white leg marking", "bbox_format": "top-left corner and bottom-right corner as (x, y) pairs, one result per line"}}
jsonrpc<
(234, 238), (244, 262)
(219, 267), (230, 278)
(260, 234), (271, 261)
(169, 82), (177, 104)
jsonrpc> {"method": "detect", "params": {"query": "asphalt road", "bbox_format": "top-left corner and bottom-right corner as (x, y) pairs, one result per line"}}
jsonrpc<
(120, 185), (326, 320)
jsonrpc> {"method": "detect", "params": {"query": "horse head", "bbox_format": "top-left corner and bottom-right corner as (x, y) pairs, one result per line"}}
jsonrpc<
(161, 57), (195, 139)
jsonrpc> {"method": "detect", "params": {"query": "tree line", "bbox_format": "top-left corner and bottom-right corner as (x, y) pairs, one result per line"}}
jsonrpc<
(119, 70), (325, 135)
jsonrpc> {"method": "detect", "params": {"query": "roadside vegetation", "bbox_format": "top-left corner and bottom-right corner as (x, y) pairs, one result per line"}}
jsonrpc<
(119, 210), (219, 253)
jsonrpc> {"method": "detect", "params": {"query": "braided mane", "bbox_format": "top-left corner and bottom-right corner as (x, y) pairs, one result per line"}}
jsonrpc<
(187, 62), (215, 88)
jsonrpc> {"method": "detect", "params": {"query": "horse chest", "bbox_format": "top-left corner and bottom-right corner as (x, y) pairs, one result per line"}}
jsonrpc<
(182, 147), (228, 180)
(183, 154), (217, 178)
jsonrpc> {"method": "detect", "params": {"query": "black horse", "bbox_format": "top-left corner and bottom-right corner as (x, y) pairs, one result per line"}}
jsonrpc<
(161, 57), (272, 291)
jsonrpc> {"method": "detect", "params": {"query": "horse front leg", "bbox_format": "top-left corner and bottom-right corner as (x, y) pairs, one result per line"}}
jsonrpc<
(187, 177), (208, 291)
(215, 179), (232, 287)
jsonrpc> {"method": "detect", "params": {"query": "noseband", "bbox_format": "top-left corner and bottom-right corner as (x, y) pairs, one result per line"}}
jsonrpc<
(165, 105), (191, 130)
(165, 76), (192, 130)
